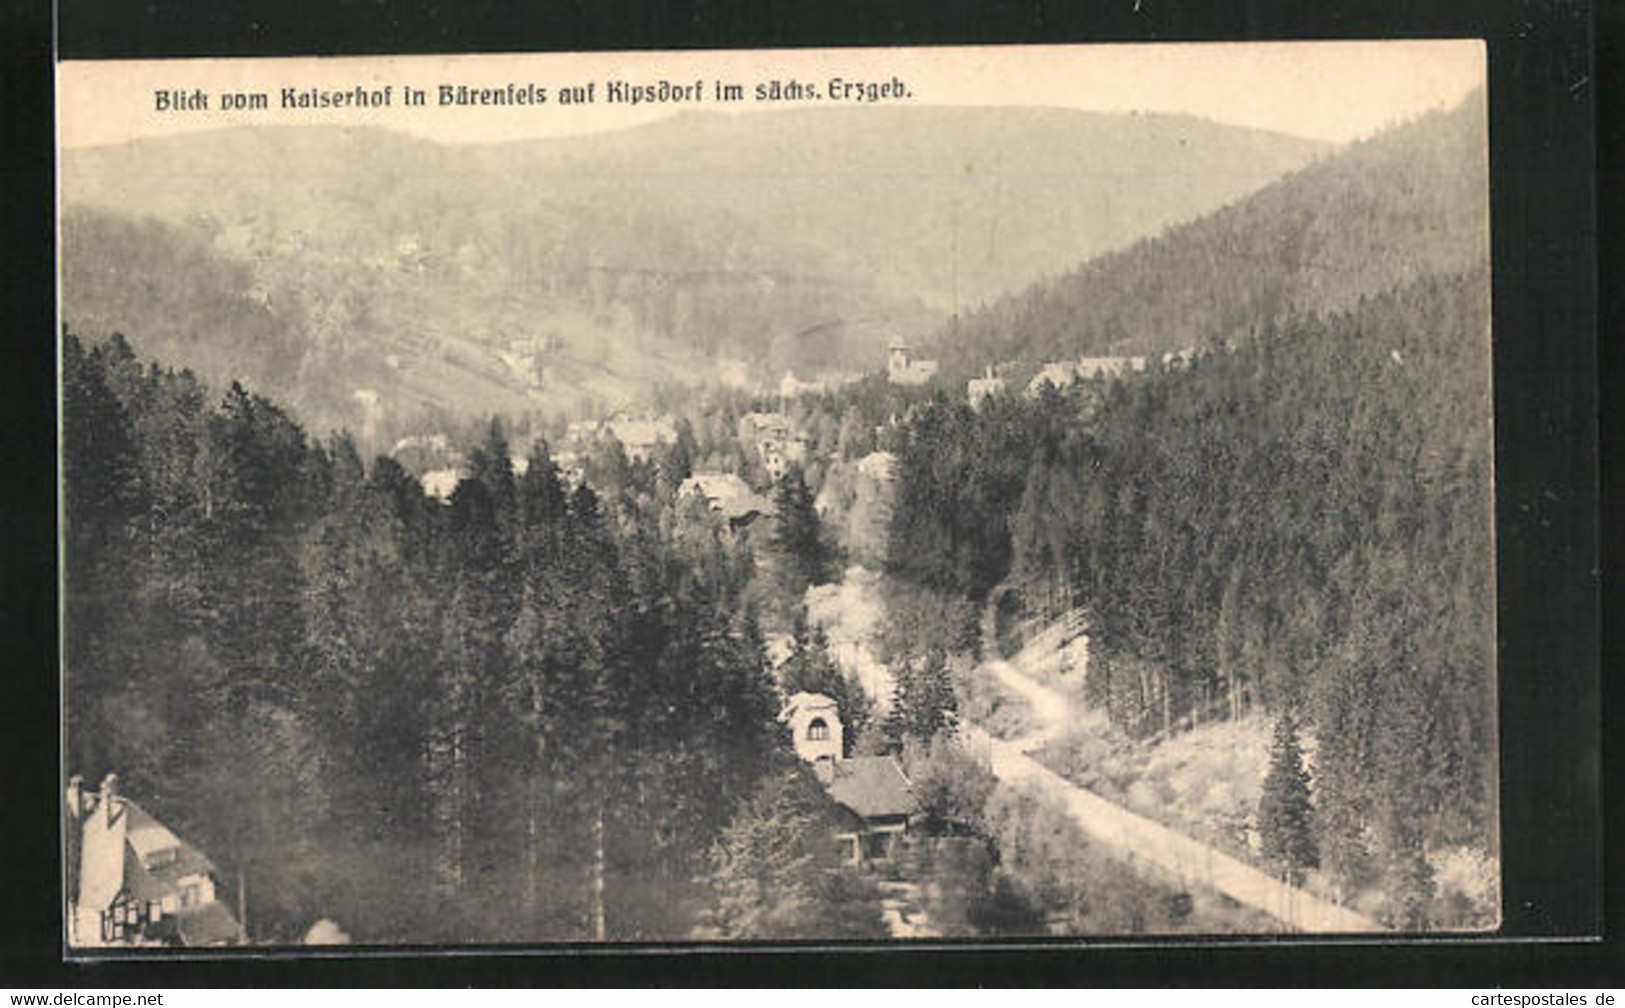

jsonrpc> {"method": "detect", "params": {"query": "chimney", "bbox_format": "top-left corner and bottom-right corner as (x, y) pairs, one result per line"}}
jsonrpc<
(65, 774), (84, 818)
(99, 773), (120, 826)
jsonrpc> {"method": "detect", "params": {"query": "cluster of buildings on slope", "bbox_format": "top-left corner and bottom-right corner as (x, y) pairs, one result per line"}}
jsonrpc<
(890, 337), (1199, 409)
(401, 339), (1202, 505)
(674, 410), (815, 528)
(402, 413), (679, 503)
(736, 411), (810, 483)
(977, 349), (1200, 406)
(559, 415), (680, 468)
(65, 774), (244, 948)
(1025, 356), (1148, 396)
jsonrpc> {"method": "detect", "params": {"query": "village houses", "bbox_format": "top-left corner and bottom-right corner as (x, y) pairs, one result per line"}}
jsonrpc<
(560, 415), (678, 465)
(1025, 355), (1149, 397)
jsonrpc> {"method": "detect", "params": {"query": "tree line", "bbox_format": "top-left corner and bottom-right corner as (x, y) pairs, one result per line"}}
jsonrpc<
(61, 329), (880, 942)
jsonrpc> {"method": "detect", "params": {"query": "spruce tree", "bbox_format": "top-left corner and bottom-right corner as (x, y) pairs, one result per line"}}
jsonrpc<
(771, 465), (832, 588)
(885, 648), (958, 746)
(1258, 712), (1319, 884)
(1382, 816), (1435, 930)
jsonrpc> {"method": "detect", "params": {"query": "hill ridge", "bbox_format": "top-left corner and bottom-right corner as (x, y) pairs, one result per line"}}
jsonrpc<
(927, 88), (1488, 375)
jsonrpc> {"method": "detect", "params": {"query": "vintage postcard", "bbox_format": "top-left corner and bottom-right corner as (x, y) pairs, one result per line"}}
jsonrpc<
(56, 42), (1494, 949)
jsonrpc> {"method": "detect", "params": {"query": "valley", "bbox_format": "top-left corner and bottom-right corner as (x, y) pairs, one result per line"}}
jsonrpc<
(60, 106), (1326, 447)
(60, 89), (1496, 944)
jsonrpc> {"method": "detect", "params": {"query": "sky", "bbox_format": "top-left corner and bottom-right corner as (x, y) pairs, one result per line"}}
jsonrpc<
(57, 41), (1484, 150)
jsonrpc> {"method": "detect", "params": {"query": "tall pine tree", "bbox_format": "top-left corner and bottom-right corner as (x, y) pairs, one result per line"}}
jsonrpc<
(1258, 712), (1319, 885)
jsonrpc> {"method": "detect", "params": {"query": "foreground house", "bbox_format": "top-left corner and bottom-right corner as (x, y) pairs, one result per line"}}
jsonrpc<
(65, 774), (244, 948)
(780, 692), (915, 864)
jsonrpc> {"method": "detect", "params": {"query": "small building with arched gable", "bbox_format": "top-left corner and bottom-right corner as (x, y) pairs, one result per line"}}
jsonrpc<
(780, 691), (843, 765)
(778, 692), (913, 864)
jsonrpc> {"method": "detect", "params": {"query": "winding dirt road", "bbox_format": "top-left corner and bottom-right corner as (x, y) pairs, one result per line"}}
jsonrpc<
(966, 642), (1381, 933)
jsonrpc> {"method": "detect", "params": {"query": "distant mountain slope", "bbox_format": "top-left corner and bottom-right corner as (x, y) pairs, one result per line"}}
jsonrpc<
(929, 90), (1488, 373)
(59, 205), (728, 445)
(489, 107), (1329, 310)
(60, 108), (1326, 439)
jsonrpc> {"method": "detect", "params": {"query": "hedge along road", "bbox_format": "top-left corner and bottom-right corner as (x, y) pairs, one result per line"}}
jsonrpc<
(961, 648), (1382, 934)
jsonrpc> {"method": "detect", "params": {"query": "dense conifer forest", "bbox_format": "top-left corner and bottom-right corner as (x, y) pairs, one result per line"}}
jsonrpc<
(62, 330), (819, 940)
(879, 269), (1495, 923)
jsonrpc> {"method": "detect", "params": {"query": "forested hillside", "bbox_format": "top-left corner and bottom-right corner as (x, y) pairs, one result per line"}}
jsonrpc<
(60, 330), (832, 941)
(885, 268), (1494, 926)
(495, 107), (1327, 310)
(60, 204), (730, 451)
(929, 90), (1487, 376)
(60, 109), (1324, 441)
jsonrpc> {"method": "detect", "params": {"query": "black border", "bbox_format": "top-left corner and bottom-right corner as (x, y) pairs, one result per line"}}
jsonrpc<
(3, 0), (1607, 987)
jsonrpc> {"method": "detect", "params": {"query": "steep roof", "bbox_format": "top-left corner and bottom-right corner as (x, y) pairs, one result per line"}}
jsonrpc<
(75, 794), (222, 908)
(70, 787), (242, 946)
(679, 472), (776, 522)
(779, 691), (838, 723)
(825, 756), (914, 821)
(122, 802), (219, 903)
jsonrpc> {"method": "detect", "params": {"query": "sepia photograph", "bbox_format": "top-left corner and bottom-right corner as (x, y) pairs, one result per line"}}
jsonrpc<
(56, 42), (1496, 949)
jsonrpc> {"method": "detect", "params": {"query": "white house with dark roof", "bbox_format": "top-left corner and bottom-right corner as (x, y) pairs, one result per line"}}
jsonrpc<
(66, 774), (244, 947)
(781, 692), (844, 764)
(779, 693), (914, 864)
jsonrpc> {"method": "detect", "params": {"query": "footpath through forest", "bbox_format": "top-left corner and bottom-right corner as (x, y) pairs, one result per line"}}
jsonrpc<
(961, 617), (1382, 934)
